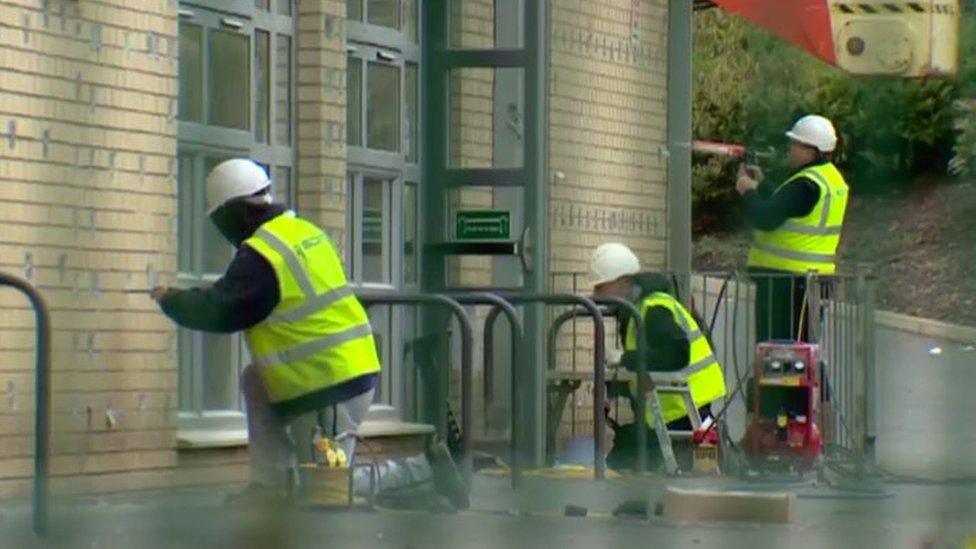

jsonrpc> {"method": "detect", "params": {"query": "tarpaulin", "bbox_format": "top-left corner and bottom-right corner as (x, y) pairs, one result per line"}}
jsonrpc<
(711, 0), (837, 65)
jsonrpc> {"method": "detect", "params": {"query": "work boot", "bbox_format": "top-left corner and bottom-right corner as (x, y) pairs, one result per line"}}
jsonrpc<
(425, 441), (470, 510)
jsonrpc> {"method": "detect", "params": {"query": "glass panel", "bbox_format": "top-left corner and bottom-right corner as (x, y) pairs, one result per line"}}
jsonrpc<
(178, 22), (203, 122)
(176, 154), (195, 272)
(202, 334), (237, 410)
(362, 177), (387, 282)
(203, 156), (236, 273)
(208, 29), (250, 130)
(405, 63), (418, 162)
(273, 166), (291, 206)
(347, 56), (363, 146)
(404, 0), (418, 42)
(450, 0), (523, 49)
(449, 67), (524, 168)
(403, 182), (417, 285)
(368, 0), (399, 29)
(348, 0), (363, 21)
(275, 34), (292, 145)
(276, 0), (292, 15)
(255, 30), (270, 143)
(367, 62), (400, 152)
(255, 0), (270, 10)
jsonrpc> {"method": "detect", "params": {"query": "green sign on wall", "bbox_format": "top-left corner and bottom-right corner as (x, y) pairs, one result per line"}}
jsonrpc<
(456, 210), (511, 240)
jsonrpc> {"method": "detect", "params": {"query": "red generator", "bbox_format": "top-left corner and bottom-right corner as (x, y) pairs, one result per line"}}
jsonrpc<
(741, 342), (823, 471)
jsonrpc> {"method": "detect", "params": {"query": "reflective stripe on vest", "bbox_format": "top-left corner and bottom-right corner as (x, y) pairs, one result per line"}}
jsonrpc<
(747, 163), (849, 274)
(624, 293), (727, 427)
(244, 213), (381, 404)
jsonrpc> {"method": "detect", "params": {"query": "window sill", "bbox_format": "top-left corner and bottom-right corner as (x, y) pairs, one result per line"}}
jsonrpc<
(178, 429), (248, 450)
(178, 410), (248, 450)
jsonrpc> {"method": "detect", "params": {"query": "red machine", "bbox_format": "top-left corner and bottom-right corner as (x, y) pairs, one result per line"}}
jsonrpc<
(741, 342), (823, 471)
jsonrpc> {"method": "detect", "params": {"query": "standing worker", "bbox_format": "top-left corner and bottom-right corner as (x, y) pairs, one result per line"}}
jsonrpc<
(589, 243), (726, 470)
(151, 159), (467, 508)
(735, 115), (850, 341)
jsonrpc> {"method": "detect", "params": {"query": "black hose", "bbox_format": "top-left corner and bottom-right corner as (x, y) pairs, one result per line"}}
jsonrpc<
(707, 278), (729, 337)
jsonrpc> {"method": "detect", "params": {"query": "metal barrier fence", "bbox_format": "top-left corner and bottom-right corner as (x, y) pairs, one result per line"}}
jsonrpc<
(692, 270), (877, 468)
(1, 272), (52, 538)
(549, 269), (877, 470)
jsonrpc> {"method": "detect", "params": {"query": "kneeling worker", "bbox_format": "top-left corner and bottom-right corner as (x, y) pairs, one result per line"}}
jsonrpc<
(589, 243), (726, 469)
(151, 159), (466, 508)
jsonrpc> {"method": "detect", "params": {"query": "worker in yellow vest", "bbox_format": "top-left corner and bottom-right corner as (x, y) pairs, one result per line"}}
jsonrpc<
(151, 159), (466, 508)
(590, 243), (726, 470)
(735, 115), (850, 341)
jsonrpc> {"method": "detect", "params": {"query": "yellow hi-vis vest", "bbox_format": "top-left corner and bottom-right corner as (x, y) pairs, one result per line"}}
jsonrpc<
(243, 212), (380, 404)
(625, 292), (727, 427)
(746, 162), (849, 274)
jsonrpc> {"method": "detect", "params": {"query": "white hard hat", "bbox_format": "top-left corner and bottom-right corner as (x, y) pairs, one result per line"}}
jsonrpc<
(589, 243), (640, 287)
(205, 158), (272, 215)
(786, 114), (837, 153)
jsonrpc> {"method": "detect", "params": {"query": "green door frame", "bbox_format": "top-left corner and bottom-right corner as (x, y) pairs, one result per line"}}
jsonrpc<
(420, 0), (548, 465)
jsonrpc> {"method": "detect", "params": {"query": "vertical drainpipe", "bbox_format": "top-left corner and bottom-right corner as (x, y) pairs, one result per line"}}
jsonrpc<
(523, 0), (549, 468)
(667, 0), (693, 305)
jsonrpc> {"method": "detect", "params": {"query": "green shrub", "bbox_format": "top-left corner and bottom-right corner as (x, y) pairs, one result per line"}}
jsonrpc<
(693, 10), (976, 233)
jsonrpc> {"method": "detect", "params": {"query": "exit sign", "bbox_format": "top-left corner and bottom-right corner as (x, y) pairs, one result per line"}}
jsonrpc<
(456, 210), (510, 240)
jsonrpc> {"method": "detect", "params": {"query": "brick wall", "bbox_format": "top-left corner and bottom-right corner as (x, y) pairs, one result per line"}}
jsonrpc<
(0, 0), (179, 496)
(296, 0), (348, 255)
(548, 0), (670, 437)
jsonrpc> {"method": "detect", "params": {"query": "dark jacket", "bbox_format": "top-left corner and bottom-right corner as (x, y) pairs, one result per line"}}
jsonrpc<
(618, 272), (690, 373)
(743, 159), (828, 232)
(159, 204), (377, 414)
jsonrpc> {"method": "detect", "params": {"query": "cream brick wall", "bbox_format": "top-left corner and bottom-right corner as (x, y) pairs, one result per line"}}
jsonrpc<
(548, 0), (669, 437)
(0, 0), (179, 497)
(296, 0), (348, 255)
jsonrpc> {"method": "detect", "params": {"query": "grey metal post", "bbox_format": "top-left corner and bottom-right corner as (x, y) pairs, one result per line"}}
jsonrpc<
(667, 0), (693, 306)
(521, 0), (550, 470)
(857, 265), (877, 466)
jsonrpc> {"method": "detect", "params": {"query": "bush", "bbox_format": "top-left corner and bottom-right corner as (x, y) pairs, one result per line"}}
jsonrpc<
(693, 10), (976, 233)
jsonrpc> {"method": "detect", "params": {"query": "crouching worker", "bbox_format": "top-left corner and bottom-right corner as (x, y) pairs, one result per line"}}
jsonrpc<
(589, 243), (727, 470)
(151, 159), (467, 509)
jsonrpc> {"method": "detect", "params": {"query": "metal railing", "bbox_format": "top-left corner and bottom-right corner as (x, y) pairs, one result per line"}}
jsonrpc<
(484, 293), (607, 479)
(446, 293), (524, 488)
(356, 292), (475, 480)
(547, 298), (679, 474)
(1, 272), (52, 538)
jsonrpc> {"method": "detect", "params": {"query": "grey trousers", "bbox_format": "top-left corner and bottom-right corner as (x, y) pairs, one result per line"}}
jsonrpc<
(241, 364), (431, 495)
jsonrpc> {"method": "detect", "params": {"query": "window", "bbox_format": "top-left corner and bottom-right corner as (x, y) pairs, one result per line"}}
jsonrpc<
(367, 62), (401, 152)
(176, 1), (295, 439)
(207, 29), (250, 130)
(347, 4), (420, 411)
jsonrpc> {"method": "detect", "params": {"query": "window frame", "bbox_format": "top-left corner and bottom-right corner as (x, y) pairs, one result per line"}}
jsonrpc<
(345, 0), (422, 415)
(176, 0), (297, 439)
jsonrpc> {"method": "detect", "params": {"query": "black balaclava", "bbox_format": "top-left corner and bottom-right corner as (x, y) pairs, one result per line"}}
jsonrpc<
(631, 271), (675, 301)
(210, 192), (286, 248)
